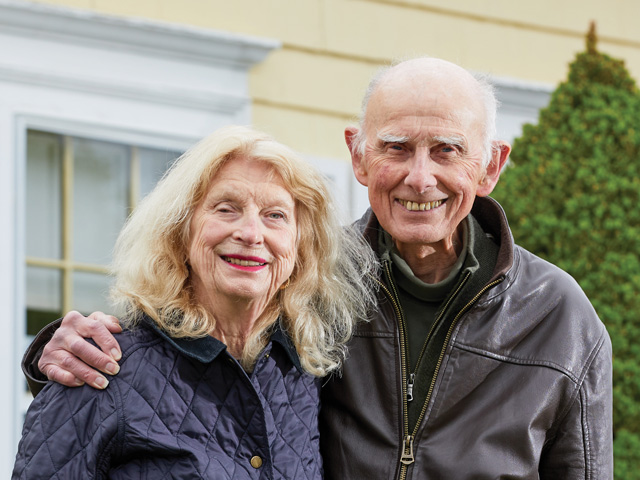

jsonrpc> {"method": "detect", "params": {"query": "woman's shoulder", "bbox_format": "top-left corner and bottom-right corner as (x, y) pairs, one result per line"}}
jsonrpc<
(113, 320), (172, 366)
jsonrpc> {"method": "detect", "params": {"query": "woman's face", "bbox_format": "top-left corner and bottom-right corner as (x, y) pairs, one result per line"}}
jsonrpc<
(187, 157), (297, 312)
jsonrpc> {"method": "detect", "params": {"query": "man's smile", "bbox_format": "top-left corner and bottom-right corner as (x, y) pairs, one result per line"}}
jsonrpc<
(397, 198), (445, 211)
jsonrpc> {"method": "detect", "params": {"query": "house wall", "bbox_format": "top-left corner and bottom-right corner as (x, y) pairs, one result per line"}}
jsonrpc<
(28, 0), (640, 159)
(5, 0), (639, 475)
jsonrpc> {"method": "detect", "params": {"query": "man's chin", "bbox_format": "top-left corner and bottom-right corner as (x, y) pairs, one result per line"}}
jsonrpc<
(388, 228), (452, 250)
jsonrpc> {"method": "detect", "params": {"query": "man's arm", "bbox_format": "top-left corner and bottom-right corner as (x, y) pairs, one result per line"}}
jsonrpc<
(23, 311), (124, 396)
(539, 329), (613, 479)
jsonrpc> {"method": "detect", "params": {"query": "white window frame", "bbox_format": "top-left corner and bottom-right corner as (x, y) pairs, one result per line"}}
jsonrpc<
(0, 1), (278, 475)
(494, 76), (553, 144)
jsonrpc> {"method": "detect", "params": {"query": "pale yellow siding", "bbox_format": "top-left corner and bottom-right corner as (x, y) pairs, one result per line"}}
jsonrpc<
(29, 0), (640, 160)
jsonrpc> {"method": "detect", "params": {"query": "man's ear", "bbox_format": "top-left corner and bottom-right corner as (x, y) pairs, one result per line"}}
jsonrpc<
(477, 141), (511, 197)
(345, 126), (369, 187)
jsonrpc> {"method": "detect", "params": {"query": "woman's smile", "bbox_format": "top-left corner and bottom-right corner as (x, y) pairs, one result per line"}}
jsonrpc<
(221, 254), (268, 271)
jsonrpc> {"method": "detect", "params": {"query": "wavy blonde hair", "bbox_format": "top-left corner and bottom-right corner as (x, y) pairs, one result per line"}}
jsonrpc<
(110, 125), (377, 376)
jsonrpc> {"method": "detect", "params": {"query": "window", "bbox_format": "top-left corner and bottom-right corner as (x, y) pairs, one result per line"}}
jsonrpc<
(25, 130), (180, 335)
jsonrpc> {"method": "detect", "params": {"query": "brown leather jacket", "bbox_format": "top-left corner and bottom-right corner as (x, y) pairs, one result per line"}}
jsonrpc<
(320, 196), (613, 479)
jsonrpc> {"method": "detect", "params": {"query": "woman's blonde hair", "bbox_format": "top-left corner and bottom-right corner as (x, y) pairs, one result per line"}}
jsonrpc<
(110, 125), (377, 376)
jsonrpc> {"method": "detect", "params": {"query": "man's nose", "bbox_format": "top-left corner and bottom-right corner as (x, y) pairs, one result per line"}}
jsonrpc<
(233, 213), (263, 245)
(404, 149), (437, 194)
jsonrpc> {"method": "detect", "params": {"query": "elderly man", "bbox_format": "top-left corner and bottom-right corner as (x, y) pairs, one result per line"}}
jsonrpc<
(22, 57), (612, 479)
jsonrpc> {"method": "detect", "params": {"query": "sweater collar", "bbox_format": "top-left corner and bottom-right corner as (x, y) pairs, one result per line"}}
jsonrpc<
(142, 316), (303, 371)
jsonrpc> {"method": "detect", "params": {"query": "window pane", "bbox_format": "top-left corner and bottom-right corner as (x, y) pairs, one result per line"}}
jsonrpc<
(139, 147), (180, 199)
(72, 271), (115, 315)
(26, 266), (62, 335)
(73, 138), (130, 265)
(26, 131), (62, 259)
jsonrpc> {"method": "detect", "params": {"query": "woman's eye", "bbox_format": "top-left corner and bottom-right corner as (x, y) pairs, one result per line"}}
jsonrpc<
(215, 204), (235, 214)
(268, 212), (285, 220)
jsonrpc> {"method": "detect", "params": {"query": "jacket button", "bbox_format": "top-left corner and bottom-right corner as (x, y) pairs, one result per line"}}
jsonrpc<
(250, 456), (263, 469)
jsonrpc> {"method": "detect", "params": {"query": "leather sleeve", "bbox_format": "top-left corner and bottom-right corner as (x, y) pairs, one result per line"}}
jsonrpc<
(539, 328), (613, 479)
(22, 319), (63, 397)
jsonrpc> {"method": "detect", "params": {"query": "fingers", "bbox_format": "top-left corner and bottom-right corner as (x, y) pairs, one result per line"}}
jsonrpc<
(87, 312), (123, 361)
(38, 310), (124, 390)
(39, 363), (85, 388)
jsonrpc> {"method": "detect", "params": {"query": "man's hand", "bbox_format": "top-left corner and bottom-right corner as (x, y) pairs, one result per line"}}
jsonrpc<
(38, 311), (123, 389)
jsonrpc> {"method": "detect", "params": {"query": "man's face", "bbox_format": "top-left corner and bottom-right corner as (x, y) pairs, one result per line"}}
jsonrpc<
(352, 73), (497, 253)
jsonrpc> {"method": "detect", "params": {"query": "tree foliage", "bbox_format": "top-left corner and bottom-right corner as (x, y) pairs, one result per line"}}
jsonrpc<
(492, 23), (640, 477)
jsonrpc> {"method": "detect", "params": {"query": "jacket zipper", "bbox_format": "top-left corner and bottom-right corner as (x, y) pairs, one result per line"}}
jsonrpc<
(374, 260), (412, 478)
(408, 272), (472, 403)
(395, 270), (505, 480)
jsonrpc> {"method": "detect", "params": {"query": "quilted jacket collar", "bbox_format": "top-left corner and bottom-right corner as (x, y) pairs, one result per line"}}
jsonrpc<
(142, 315), (302, 371)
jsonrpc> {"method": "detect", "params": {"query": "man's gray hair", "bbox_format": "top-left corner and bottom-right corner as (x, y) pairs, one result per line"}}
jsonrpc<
(352, 58), (499, 169)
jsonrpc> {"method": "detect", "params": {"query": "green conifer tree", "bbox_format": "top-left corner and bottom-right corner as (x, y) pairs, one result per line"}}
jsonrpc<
(492, 22), (640, 477)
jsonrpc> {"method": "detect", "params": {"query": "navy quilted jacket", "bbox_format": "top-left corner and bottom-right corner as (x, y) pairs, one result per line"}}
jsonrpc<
(13, 317), (323, 479)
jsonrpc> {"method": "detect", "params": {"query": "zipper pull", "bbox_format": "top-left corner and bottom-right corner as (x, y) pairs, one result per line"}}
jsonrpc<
(407, 373), (415, 402)
(400, 435), (415, 465)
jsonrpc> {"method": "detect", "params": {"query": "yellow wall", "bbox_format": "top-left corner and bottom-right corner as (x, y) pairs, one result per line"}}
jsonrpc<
(29, 0), (640, 160)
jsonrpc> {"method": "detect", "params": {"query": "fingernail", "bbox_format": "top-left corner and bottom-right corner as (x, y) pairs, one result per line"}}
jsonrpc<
(105, 362), (120, 375)
(111, 349), (122, 361)
(95, 376), (109, 389)
(74, 378), (85, 386)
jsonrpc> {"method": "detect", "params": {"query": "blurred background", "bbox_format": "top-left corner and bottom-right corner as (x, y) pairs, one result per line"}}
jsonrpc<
(2, 0), (639, 477)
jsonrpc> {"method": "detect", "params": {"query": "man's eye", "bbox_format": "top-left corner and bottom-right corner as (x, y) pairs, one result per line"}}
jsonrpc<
(436, 145), (459, 155)
(385, 143), (404, 151)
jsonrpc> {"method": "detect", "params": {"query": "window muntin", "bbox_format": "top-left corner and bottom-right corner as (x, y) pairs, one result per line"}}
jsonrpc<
(25, 130), (180, 335)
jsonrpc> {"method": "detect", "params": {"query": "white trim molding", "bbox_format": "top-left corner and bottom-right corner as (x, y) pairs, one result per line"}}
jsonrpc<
(492, 75), (553, 143)
(0, 0), (280, 120)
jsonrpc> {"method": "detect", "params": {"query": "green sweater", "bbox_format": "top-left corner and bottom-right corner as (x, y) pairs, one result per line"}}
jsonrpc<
(379, 214), (499, 432)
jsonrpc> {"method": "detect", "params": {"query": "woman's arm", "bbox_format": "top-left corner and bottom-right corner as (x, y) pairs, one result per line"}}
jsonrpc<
(13, 380), (119, 479)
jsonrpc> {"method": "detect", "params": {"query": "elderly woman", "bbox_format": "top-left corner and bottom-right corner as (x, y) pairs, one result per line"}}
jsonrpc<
(13, 126), (376, 479)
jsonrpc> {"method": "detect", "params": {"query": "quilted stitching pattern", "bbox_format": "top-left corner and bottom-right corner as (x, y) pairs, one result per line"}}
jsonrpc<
(13, 324), (323, 479)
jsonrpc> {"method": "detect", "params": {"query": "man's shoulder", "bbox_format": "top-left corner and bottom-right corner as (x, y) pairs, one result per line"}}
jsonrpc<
(512, 244), (591, 301)
(508, 244), (608, 347)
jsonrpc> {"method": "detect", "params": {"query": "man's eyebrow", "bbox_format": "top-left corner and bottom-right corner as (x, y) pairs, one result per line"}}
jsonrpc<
(433, 135), (467, 151)
(433, 134), (465, 145)
(377, 133), (411, 144)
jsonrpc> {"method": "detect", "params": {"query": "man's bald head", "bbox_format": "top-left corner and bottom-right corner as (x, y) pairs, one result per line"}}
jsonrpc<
(353, 57), (498, 167)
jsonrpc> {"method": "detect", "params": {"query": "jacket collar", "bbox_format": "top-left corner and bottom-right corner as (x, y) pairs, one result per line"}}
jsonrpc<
(355, 195), (515, 282)
(142, 315), (303, 371)
(470, 196), (514, 279)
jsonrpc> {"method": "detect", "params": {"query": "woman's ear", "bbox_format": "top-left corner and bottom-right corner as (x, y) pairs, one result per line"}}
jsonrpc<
(345, 126), (369, 187)
(477, 141), (511, 197)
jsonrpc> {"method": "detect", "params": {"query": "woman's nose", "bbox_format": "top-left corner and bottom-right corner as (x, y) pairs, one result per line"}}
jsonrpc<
(233, 214), (263, 245)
